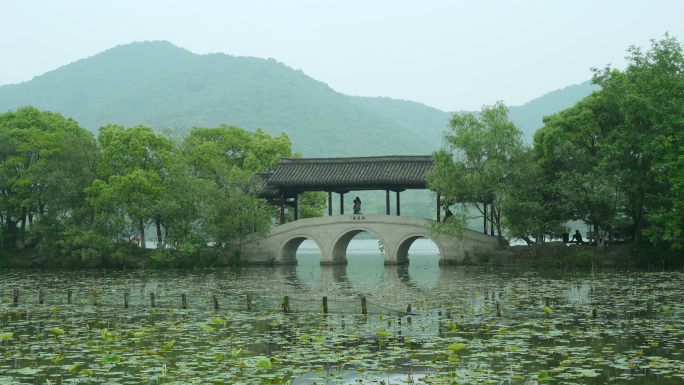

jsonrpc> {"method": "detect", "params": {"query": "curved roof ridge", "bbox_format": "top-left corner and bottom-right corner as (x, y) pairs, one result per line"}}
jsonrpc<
(280, 155), (433, 164)
(267, 155), (434, 192)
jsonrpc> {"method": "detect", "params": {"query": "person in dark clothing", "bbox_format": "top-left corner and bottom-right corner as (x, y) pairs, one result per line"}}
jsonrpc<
(571, 230), (583, 243)
(353, 197), (362, 214)
(562, 230), (570, 243)
(444, 207), (453, 222)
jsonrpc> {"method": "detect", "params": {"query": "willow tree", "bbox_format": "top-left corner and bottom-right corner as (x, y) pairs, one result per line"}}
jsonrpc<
(427, 101), (523, 248)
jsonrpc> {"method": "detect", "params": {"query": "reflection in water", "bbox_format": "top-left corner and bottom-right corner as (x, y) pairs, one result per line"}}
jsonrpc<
(320, 264), (349, 285)
(295, 238), (441, 290)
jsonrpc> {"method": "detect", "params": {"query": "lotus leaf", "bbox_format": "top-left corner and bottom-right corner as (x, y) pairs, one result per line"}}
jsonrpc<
(256, 356), (272, 368)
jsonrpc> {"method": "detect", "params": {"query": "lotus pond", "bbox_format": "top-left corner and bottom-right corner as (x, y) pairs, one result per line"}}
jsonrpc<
(1, 239), (684, 384)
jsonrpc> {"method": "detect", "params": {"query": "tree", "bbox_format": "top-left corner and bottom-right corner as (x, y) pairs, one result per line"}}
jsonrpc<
(0, 107), (98, 249)
(591, 34), (684, 246)
(92, 124), (174, 248)
(498, 148), (567, 245)
(181, 125), (326, 224)
(427, 101), (523, 247)
(534, 93), (622, 240)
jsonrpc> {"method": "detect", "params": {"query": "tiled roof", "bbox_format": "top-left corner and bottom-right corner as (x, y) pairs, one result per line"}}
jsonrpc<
(253, 172), (280, 198)
(266, 156), (433, 191)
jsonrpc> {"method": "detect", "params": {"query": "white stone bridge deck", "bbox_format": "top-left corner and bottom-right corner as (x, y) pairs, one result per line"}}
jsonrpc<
(226, 214), (499, 265)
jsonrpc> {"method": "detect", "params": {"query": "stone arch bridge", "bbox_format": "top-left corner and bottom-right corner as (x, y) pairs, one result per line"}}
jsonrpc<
(226, 214), (500, 265)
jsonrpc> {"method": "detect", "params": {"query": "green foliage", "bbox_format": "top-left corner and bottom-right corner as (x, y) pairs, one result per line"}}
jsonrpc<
(547, 248), (596, 267)
(427, 101), (524, 247)
(0, 106), (98, 252)
(629, 237), (684, 267)
(522, 34), (684, 261)
(0, 106), (322, 265)
(228, 249), (245, 267)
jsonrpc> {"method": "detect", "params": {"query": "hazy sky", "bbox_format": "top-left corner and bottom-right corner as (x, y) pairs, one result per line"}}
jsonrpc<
(2, 1), (683, 111)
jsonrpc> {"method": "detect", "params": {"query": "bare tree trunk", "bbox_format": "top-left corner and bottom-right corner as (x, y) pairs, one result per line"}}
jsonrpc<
(156, 217), (163, 249)
(20, 207), (27, 231)
(8, 220), (23, 249)
(490, 204), (495, 236)
(140, 219), (146, 249)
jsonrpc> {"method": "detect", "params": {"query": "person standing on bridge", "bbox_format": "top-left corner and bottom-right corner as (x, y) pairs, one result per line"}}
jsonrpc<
(353, 197), (362, 214)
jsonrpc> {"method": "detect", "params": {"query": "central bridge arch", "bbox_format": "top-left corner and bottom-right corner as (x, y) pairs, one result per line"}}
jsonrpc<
(227, 215), (499, 266)
(330, 228), (389, 265)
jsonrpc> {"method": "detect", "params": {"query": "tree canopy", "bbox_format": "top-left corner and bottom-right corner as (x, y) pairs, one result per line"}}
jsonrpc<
(430, 35), (684, 263)
(0, 111), (325, 265)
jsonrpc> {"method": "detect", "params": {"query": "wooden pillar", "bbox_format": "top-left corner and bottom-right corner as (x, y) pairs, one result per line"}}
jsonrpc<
(436, 194), (441, 222)
(340, 192), (344, 215)
(328, 192), (332, 216)
(280, 193), (285, 225)
(386, 190), (390, 215)
(483, 203), (488, 234)
(396, 191), (400, 216)
(294, 194), (298, 221)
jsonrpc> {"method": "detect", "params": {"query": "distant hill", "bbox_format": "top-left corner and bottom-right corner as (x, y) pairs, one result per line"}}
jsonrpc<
(350, 81), (599, 144)
(348, 96), (450, 145)
(508, 80), (600, 141)
(0, 40), (599, 156)
(0, 41), (435, 157)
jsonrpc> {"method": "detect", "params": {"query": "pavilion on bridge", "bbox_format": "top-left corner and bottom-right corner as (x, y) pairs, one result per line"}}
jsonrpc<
(257, 155), (453, 224)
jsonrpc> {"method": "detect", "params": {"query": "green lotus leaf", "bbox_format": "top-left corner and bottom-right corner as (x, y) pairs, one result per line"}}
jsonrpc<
(51, 354), (64, 363)
(447, 343), (465, 351)
(160, 340), (174, 352)
(256, 356), (272, 368)
(201, 325), (215, 332)
(102, 356), (121, 364)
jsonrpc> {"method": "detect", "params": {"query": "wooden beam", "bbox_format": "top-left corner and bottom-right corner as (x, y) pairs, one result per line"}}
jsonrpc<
(386, 190), (390, 215)
(280, 194), (285, 225)
(396, 191), (400, 216)
(294, 194), (298, 221)
(340, 192), (344, 215)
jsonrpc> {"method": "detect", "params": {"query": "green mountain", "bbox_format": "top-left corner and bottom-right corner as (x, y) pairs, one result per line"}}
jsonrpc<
(0, 41), (436, 157)
(0, 40), (599, 156)
(348, 96), (450, 144)
(508, 80), (600, 141)
(350, 81), (600, 144)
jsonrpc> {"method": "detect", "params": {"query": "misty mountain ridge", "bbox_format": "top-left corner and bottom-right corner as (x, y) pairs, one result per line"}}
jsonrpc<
(0, 40), (598, 156)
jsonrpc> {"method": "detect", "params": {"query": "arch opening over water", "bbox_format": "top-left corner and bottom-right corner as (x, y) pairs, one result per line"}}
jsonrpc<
(329, 229), (389, 265)
(279, 236), (322, 264)
(396, 235), (443, 264)
(229, 215), (500, 266)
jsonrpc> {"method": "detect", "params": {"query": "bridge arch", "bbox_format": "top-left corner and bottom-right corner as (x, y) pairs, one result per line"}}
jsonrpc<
(394, 234), (444, 264)
(227, 215), (500, 266)
(279, 235), (324, 264)
(328, 228), (390, 265)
